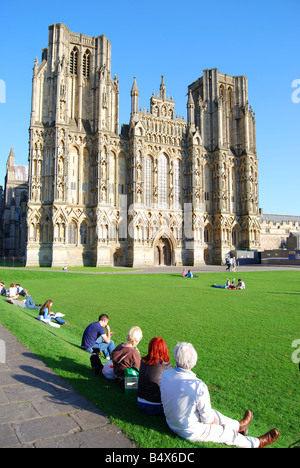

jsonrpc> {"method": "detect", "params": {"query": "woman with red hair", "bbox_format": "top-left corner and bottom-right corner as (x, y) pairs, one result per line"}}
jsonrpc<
(137, 337), (172, 415)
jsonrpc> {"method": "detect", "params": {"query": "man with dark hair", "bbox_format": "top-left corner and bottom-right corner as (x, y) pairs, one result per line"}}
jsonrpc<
(81, 314), (115, 359)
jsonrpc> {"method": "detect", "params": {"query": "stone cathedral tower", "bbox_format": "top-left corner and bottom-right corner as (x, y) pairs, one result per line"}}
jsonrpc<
(27, 23), (122, 267)
(26, 23), (260, 267)
(186, 70), (260, 264)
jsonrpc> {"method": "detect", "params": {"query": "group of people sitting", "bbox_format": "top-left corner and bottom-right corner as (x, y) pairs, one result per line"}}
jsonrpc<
(3, 282), (276, 448)
(1, 281), (28, 299)
(3, 281), (69, 327)
(182, 269), (198, 278)
(212, 278), (245, 289)
(2, 281), (40, 308)
(80, 314), (278, 448)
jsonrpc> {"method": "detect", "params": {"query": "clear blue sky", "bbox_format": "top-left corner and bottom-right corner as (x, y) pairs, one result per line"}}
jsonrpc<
(1, 0), (299, 215)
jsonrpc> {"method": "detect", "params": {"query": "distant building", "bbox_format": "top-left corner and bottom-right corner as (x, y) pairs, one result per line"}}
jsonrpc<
(260, 212), (300, 250)
(1, 147), (28, 258)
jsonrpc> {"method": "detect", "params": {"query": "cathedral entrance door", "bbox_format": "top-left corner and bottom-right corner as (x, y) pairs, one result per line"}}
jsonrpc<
(113, 249), (124, 266)
(154, 237), (172, 266)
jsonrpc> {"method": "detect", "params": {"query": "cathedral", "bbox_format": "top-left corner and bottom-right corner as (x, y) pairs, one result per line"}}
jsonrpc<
(25, 23), (260, 267)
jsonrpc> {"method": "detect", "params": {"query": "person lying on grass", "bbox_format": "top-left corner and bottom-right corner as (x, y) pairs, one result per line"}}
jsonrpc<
(212, 278), (235, 289)
(6, 289), (40, 309)
(160, 342), (279, 448)
(212, 278), (245, 289)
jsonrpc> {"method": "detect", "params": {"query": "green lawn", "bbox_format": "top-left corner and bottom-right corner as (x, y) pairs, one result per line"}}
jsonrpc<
(0, 268), (299, 448)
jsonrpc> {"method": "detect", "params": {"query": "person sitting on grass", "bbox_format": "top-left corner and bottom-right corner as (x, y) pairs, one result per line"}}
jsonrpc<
(112, 326), (143, 387)
(81, 314), (115, 359)
(7, 283), (18, 299)
(236, 278), (245, 289)
(137, 337), (172, 415)
(39, 300), (69, 325)
(186, 270), (198, 278)
(16, 284), (26, 296)
(160, 342), (279, 448)
(0, 281), (7, 296)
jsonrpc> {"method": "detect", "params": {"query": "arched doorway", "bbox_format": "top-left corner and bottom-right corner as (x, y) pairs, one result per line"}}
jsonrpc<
(204, 247), (211, 264)
(154, 237), (172, 266)
(113, 248), (124, 266)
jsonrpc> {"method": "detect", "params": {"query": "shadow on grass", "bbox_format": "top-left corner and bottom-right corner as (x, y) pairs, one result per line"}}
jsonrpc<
(14, 353), (180, 447)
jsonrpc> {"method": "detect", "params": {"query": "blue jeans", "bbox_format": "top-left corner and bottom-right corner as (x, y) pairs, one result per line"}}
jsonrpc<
(83, 337), (115, 358)
(137, 399), (164, 415)
(44, 311), (66, 325)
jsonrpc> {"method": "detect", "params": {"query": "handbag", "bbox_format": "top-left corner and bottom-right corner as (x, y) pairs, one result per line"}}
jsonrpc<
(102, 360), (115, 379)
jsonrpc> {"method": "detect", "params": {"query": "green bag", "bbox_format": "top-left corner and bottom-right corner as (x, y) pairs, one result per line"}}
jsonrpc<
(124, 367), (139, 394)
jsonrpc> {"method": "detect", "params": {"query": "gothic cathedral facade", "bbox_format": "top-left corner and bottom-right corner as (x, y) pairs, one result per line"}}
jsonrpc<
(26, 23), (260, 267)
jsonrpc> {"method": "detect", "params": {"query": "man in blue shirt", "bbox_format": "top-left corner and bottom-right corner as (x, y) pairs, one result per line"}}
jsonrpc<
(81, 314), (115, 359)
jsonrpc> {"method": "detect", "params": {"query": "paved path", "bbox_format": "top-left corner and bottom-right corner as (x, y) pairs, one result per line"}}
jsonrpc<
(3, 264), (299, 275)
(114, 264), (300, 274)
(0, 324), (134, 448)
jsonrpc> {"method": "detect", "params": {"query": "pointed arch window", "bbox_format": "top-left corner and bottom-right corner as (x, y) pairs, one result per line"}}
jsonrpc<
(80, 222), (88, 244)
(204, 164), (212, 211)
(83, 49), (91, 78)
(174, 159), (180, 208)
(158, 154), (168, 208)
(228, 87), (233, 109)
(145, 157), (152, 206)
(68, 221), (77, 244)
(70, 47), (78, 75)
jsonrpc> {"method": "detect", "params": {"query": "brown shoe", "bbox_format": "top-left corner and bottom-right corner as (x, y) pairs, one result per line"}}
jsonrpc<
(239, 410), (253, 435)
(258, 428), (279, 448)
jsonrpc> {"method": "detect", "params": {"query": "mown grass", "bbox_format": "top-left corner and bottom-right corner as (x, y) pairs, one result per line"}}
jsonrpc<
(0, 268), (299, 448)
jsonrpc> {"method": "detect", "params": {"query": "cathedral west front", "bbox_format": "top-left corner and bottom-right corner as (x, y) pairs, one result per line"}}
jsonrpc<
(25, 23), (260, 268)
